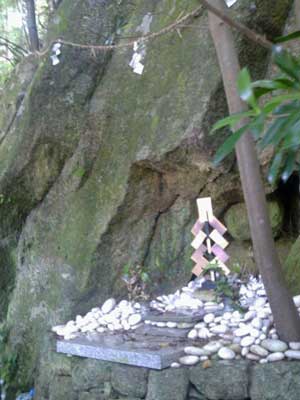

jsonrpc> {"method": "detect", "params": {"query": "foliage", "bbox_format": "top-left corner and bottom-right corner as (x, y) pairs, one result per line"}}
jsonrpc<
(121, 264), (150, 301)
(202, 261), (241, 305)
(0, 322), (18, 392)
(211, 33), (300, 185)
(0, 0), (53, 88)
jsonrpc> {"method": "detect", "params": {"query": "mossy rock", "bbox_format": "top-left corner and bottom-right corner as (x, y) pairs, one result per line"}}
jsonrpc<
(284, 236), (300, 295)
(224, 200), (284, 241)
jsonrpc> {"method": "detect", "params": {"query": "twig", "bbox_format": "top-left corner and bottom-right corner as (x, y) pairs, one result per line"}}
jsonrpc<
(198, 0), (273, 49)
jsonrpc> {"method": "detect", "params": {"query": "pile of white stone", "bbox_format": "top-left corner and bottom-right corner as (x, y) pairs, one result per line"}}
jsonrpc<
(176, 276), (300, 367)
(52, 299), (143, 340)
(149, 276), (222, 314)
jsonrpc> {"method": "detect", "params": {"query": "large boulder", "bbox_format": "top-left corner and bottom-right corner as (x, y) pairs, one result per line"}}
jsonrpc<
(224, 200), (284, 241)
(0, 0), (292, 395)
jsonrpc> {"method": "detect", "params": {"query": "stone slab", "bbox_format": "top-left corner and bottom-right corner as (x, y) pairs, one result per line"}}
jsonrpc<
(56, 333), (185, 370)
(135, 325), (190, 338)
(144, 310), (205, 323)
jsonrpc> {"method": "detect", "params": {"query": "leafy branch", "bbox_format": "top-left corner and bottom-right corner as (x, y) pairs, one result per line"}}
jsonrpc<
(211, 41), (300, 185)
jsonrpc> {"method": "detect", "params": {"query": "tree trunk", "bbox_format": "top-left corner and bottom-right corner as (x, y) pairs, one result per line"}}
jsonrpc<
(208, 0), (300, 341)
(23, 0), (39, 52)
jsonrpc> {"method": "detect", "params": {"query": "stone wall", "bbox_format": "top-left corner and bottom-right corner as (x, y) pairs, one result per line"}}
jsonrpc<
(36, 352), (300, 400)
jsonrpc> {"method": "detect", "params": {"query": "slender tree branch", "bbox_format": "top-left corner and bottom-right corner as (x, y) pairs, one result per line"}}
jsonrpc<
(0, 41), (23, 60)
(0, 54), (15, 65)
(199, 0), (273, 49)
(0, 36), (28, 55)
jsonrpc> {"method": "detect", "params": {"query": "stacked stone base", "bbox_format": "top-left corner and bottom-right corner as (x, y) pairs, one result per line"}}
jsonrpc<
(37, 354), (300, 400)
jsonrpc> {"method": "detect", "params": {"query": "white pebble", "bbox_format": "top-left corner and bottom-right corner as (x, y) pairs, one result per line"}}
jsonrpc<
(204, 313), (215, 324)
(259, 358), (268, 364)
(289, 342), (300, 350)
(101, 298), (116, 314)
(218, 347), (235, 360)
(128, 314), (142, 326)
(184, 346), (207, 356)
(243, 310), (256, 322)
(166, 322), (177, 328)
(250, 345), (268, 357)
(267, 352), (285, 362)
(251, 318), (263, 330)
(203, 341), (221, 354)
(293, 295), (300, 308)
(179, 355), (199, 366)
(261, 339), (288, 353)
(210, 325), (228, 335)
(250, 328), (260, 338)
(235, 326), (251, 337)
(285, 350), (300, 360)
(188, 329), (198, 340)
(241, 347), (249, 357)
(241, 336), (255, 347)
(198, 327), (211, 339)
(246, 353), (260, 361)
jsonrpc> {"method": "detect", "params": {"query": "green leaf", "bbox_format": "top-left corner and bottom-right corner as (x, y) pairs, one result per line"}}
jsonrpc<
(273, 100), (300, 115)
(210, 110), (256, 134)
(259, 117), (287, 148)
(281, 119), (300, 150)
(281, 151), (297, 182)
(237, 68), (259, 110)
(251, 79), (291, 90)
(262, 93), (300, 114)
(251, 78), (295, 99)
(249, 113), (265, 140)
(274, 30), (300, 44)
(213, 125), (249, 165)
(268, 152), (284, 184)
(272, 47), (300, 82)
(260, 111), (300, 148)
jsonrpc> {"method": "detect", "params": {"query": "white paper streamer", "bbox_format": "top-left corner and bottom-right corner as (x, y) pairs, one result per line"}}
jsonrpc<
(226, 0), (238, 7)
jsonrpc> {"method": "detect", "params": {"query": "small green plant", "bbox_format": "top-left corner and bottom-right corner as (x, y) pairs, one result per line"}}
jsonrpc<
(0, 323), (19, 392)
(202, 261), (241, 304)
(121, 264), (150, 301)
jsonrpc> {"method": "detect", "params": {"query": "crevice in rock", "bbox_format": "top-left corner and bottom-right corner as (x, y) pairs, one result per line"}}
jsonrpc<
(141, 189), (180, 268)
(273, 173), (300, 237)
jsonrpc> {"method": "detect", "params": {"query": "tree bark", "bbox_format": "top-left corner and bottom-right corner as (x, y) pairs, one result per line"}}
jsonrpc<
(23, 0), (39, 52)
(208, 0), (300, 341)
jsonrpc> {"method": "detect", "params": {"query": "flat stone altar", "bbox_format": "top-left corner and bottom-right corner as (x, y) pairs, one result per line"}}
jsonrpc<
(56, 330), (188, 369)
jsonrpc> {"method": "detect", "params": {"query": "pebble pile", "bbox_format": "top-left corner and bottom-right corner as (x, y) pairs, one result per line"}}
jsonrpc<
(52, 299), (143, 340)
(52, 275), (300, 367)
(176, 276), (300, 366)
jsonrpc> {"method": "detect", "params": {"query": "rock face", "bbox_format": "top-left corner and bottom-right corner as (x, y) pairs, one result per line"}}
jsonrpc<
(0, 0), (293, 395)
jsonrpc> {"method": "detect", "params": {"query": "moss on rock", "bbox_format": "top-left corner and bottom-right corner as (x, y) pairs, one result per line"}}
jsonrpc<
(224, 200), (284, 241)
